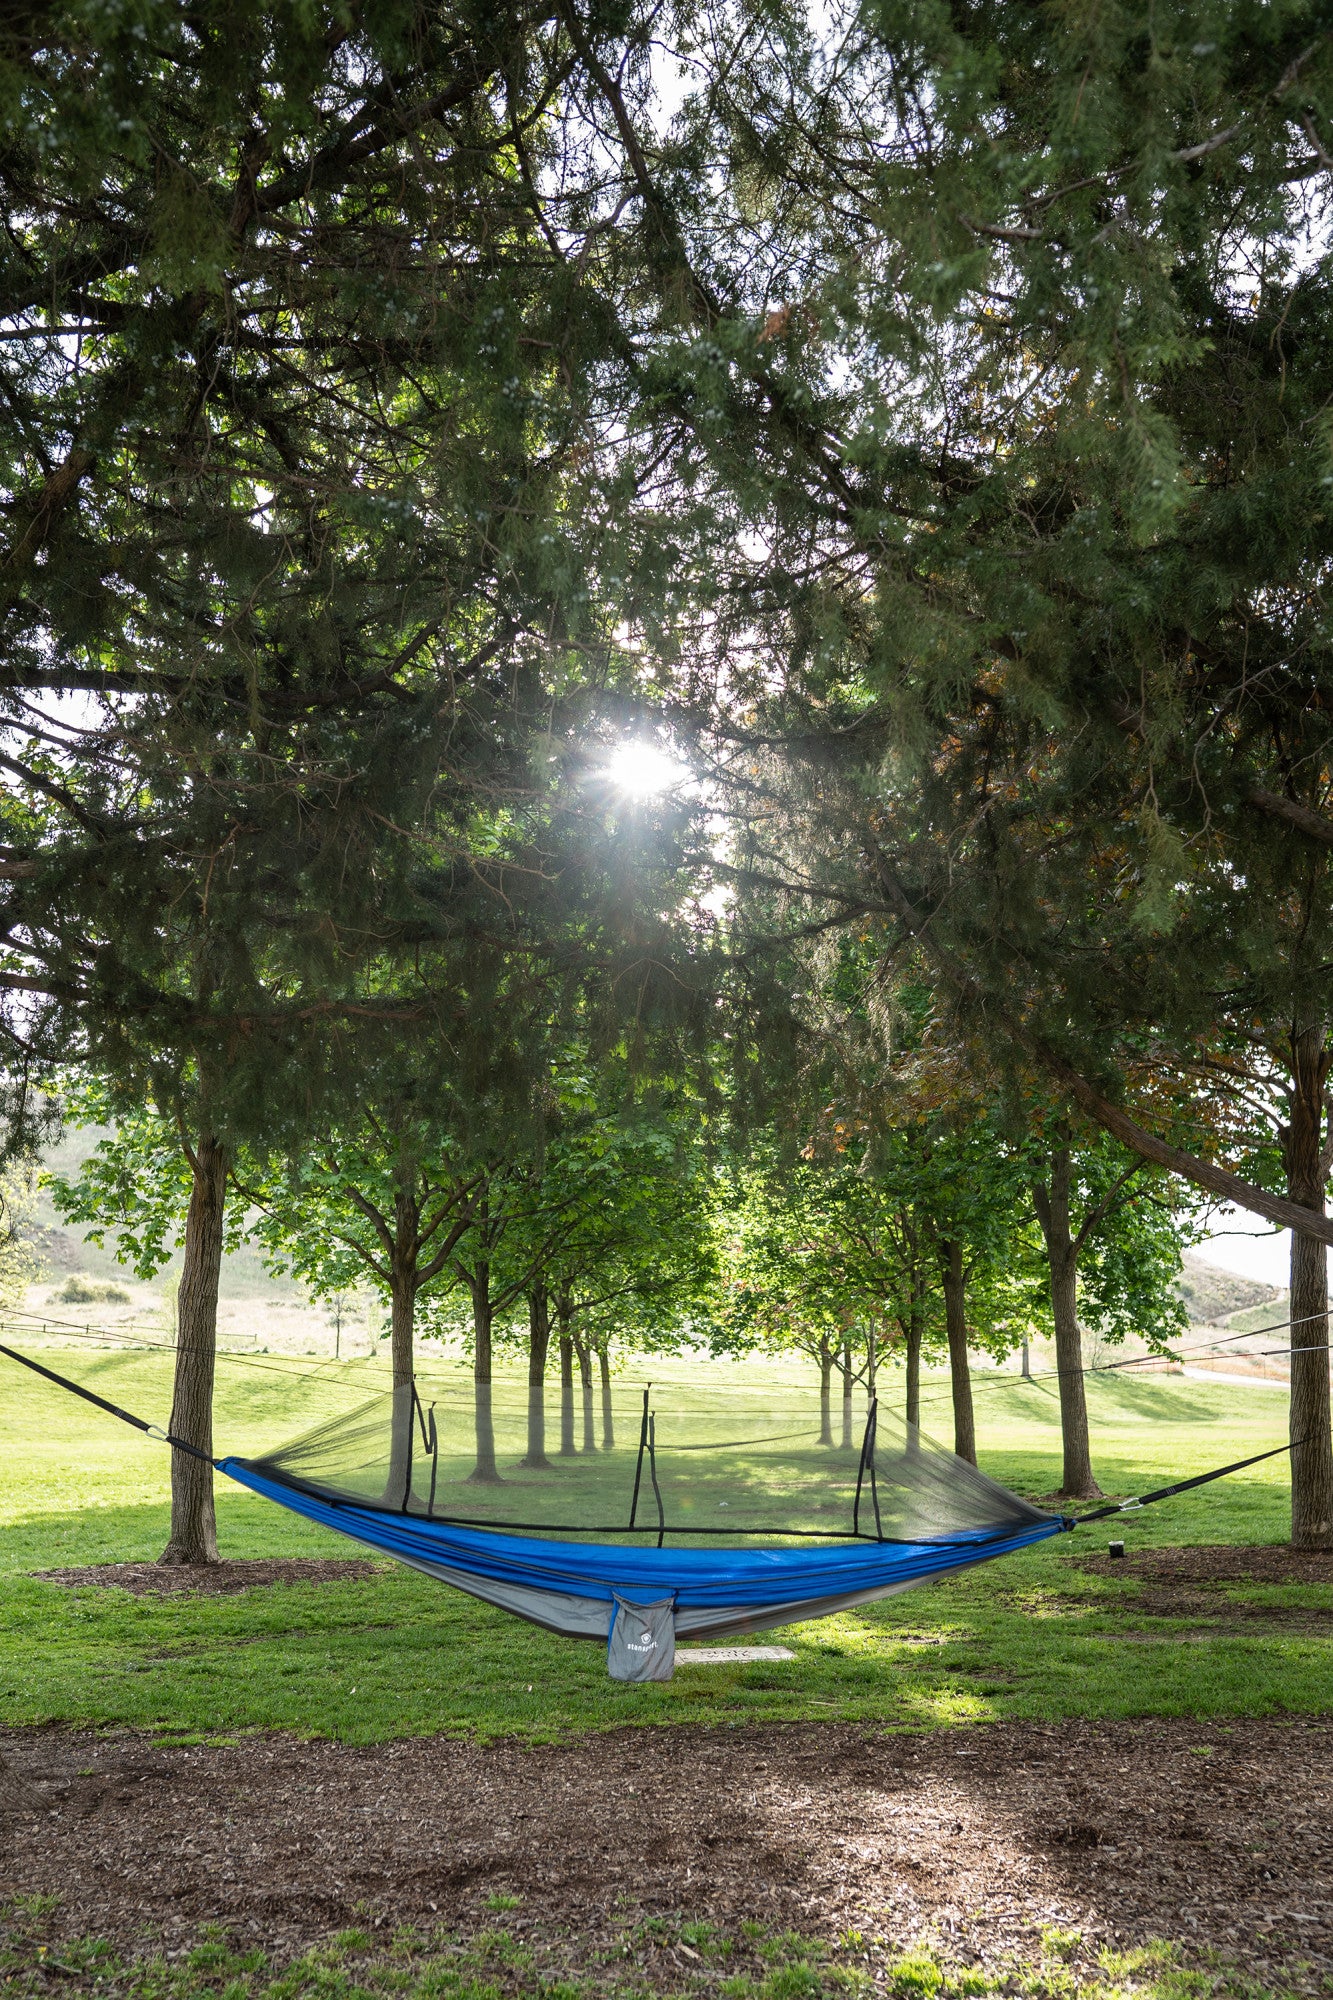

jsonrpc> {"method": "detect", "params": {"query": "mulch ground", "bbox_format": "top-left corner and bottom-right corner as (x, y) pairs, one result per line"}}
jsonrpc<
(1, 1717), (1329, 1991)
(29, 1559), (387, 1595)
(1060, 1544), (1333, 1624)
(1068, 1546), (1333, 1586)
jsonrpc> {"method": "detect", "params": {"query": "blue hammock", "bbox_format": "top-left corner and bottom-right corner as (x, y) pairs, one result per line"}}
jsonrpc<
(224, 1457), (1067, 1644)
(0, 1341), (1295, 1680)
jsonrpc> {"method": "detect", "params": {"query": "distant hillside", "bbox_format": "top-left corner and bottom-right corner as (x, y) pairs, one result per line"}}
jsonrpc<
(27, 1124), (304, 1303)
(1178, 1250), (1282, 1325)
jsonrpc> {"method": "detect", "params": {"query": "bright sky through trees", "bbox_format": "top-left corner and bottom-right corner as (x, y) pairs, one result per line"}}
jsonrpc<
(599, 741), (691, 799)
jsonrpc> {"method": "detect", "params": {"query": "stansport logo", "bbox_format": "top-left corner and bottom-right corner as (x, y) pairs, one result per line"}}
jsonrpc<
(628, 1636), (657, 1651)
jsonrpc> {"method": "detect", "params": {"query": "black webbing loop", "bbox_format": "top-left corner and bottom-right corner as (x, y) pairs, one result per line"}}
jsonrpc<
(1073, 1437), (1303, 1523)
(866, 1399), (883, 1541)
(647, 1410), (666, 1548)
(412, 1380), (433, 1455)
(628, 1386), (650, 1529)
(853, 1396), (880, 1538)
(0, 1340), (217, 1464)
(426, 1405), (439, 1519)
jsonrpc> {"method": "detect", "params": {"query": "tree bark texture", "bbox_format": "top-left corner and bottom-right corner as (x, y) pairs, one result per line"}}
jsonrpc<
(598, 1340), (615, 1449)
(941, 1239), (976, 1466)
(1032, 1150), (1101, 1499)
(574, 1333), (595, 1451)
(1284, 1021), (1333, 1549)
(905, 1299), (922, 1442)
(558, 1292), (576, 1455)
(469, 1263), (499, 1482)
(523, 1286), (552, 1468)
(840, 1337), (854, 1449)
(160, 1132), (227, 1564)
(818, 1337), (833, 1445)
(385, 1185), (419, 1506)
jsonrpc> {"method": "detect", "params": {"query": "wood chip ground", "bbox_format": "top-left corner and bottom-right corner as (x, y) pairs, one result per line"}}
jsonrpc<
(2, 1717), (1329, 1991)
(29, 1558), (386, 1595)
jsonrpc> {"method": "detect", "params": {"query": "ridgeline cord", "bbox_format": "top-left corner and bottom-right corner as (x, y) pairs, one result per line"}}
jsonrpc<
(0, 1340), (1306, 1539)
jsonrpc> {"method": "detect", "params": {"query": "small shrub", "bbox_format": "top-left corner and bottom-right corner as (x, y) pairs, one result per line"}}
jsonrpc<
(952, 1971), (992, 1996)
(56, 1276), (131, 1305)
(2, 1893), (61, 1923)
(681, 1919), (727, 1958)
(890, 1949), (944, 1998)
(763, 1967), (823, 2000)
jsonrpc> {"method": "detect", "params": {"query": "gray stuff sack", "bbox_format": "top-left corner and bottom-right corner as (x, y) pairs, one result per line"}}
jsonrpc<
(607, 1592), (676, 1681)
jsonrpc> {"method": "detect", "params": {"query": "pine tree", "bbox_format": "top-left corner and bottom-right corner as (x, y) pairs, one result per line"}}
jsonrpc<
(541, 0), (1333, 1541)
(0, 2), (653, 1556)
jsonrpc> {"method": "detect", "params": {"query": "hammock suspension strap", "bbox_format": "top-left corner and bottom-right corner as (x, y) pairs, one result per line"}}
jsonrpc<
(0, 1340), (216, 1464)
(1073, 1437), (1302, 1524)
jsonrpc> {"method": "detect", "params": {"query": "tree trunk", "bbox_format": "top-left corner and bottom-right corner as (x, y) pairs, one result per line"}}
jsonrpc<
(1284, 1020), (1333, 1549)
(160, 1132), (227, 1565)
(598, 1339), (615, 1449)
(385, 1186), (419, 1506)
(1032, 1150), (1101, 1499)
(905, 1299), (922, 1442)
(941, 1239), (976, 1466)
(468, 1264), (500, 1483)
(558, 1290), (576, 1455)
(574, 1332), (595, 1451)
(523, 1285), (552, 1468)
(1021, 1339), (1031, 1380)
(818, 1337), (833, 1445)
(840, 1337), (854, 1449)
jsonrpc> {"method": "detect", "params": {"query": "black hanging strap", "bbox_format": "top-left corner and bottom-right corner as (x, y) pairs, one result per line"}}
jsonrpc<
(426, 1405), (439, 1519)
(853, 1396), (880, 1538)
(0, 1340), (216, 1464)
(866, 1399), (883, 1540)
(1073, 1438), (1302, 1524)
(628, 1386), (650, 1529)
(647, 1410), (666, 1548)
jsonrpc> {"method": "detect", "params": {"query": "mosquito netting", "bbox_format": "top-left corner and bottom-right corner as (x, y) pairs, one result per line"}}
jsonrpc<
(242, 1365), (1049, 1546)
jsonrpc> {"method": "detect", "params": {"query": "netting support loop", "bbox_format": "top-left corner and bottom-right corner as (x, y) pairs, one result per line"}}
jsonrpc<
(648, 1411), (666, 1547)
(853, 1396), (883, 1539)
(628, 1386), (650, 1529)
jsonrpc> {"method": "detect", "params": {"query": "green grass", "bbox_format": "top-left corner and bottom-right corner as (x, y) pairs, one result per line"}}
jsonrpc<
(0, 1901), (1309, 2000)
(0, 1345), (1327, 1745)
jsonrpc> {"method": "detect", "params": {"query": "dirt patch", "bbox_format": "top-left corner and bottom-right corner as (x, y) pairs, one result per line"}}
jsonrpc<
(1068, 1545), (1333, 1587)
(30, 1558), (386, 1595)
(0, 1718), (1328, 1991)
(1056, 1544), (1333, 1626)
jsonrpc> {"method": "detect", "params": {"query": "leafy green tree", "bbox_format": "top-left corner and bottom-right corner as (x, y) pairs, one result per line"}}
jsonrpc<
(47, 1087), (251, 1560)
(717, 1152), (942, 1446)
(249, 1108), (486, 1496)
(0, 1164), (43, 1310)
(1028, 1133), (1204, 1499)
(524, 1099), (719, 1458)
(547, 0), (1333, 1539)
(0, 1), (652, 1557)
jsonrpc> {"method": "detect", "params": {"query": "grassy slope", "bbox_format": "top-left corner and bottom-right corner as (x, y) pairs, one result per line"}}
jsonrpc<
(0, 1347), (1327, 1744)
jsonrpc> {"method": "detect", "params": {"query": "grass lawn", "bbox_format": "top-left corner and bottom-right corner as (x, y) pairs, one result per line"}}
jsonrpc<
(0, 1344), (1326, 1744)
(0, 1900), (1261, 2000)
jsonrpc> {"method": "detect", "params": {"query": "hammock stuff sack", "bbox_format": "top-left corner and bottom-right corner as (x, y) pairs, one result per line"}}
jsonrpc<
(223, 1372), (1067, 1678)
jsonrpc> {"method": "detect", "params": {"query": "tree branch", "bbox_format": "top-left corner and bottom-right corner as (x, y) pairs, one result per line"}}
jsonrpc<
(872, 855), (1333, 1245)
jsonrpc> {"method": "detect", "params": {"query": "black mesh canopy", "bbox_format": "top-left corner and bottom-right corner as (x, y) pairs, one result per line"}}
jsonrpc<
(244, 1368), (1050, 1546)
